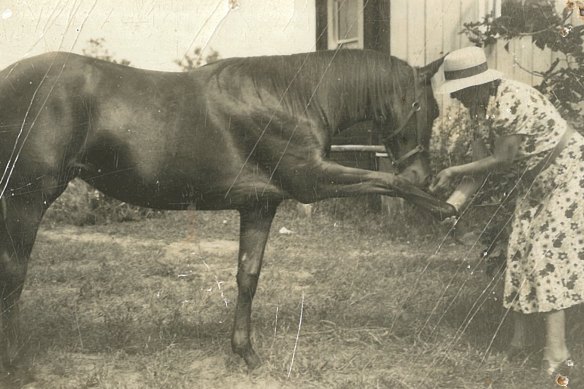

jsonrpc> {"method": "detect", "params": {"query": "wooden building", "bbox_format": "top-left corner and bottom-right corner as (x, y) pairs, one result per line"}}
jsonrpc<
(316, 0), (579, 84)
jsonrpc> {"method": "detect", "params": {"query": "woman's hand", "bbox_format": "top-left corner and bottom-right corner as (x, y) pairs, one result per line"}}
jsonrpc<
(429, 167), (459, 193)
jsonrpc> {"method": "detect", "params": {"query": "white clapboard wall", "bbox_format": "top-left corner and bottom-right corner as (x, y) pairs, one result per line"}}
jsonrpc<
(390, 0), (582, 86)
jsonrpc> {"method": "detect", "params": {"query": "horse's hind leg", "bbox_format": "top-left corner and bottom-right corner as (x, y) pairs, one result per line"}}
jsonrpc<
(0, 184), (61, 372)
(232, 201), (279, 369)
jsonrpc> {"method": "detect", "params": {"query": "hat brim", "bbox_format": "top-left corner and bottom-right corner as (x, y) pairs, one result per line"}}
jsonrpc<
(435, 69), (504, 94)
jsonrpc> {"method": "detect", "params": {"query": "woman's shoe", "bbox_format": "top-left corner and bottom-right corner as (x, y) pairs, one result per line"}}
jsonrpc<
(542, 358), (580, 388)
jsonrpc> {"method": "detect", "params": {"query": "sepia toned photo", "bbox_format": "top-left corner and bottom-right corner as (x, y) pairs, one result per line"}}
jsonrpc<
(0, 0), (582, 387)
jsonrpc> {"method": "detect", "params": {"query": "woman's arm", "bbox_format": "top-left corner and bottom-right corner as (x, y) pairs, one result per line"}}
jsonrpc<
(451, 135), (523, 176)
(445, 139), (490, 211)
(430, 134), (523, 195)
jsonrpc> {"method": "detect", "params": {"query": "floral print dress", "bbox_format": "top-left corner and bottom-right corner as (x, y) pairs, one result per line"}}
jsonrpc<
(481, 79), (584, 314)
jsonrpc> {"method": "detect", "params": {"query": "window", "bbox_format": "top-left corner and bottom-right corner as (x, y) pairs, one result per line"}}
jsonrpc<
(327, 0), (364, 49)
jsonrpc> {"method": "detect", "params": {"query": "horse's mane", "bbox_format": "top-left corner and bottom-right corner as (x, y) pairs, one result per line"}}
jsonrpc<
(207, 50), (414, 128)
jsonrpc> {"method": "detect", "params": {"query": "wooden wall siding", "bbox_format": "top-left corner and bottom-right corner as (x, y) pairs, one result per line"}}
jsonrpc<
(388, 0), (567, 88)
(484, 0), (584, 87)
(390, 0), (489, 67)
(391, 0), (502, 65)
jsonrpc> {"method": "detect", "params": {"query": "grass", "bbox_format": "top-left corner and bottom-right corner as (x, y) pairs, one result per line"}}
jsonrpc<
(11, 200), (584, 388)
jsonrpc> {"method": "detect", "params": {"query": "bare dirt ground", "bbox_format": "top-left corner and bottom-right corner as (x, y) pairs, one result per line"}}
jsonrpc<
(4, 207), (582, 388)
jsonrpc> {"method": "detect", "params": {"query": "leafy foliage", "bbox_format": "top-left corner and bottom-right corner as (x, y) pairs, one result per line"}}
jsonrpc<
(174, 47), (220, 71)
(82, 38), (132, 66)
(46, 180), (161, 226)
(462, 0), (584, 129)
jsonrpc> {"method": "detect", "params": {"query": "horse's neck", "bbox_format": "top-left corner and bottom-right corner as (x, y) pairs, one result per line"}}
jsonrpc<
(316, 56), (400, 133)
(313, 76), (376, 133)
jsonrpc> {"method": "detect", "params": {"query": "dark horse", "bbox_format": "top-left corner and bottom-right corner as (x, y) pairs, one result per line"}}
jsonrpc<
(0, 49), (453, 370)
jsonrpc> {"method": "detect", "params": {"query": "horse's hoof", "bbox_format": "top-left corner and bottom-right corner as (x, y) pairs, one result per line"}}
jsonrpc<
(233, 344), (262, 370)
(244, 352), (261, 370)
(237, 348), (261, 370)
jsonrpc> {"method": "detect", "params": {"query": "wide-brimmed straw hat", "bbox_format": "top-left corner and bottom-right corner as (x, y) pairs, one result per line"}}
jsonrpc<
(435, 46), (503, 94)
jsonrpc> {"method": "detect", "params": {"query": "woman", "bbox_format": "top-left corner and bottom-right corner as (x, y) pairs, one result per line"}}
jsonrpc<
(430, 46), (584, 384)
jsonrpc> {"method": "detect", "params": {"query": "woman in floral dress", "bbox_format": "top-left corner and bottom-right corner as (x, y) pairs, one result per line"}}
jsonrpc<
(430, 46), (584, 384)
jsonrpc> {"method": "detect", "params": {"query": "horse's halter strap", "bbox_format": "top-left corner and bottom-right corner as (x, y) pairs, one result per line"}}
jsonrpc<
(380, 69), (426, 171)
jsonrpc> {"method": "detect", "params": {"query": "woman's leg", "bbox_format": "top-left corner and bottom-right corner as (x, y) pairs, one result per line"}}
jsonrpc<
(509, 311), (530, 349)
(543, 310), (570, 371)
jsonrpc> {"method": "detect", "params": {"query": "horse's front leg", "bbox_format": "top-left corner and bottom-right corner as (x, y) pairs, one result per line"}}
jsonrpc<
(232, 202), (279, 369)
(283, 161), (457, 219)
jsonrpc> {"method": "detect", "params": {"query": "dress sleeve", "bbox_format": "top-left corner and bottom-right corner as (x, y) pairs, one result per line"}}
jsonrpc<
(485, 80), (566, 159)
(487, 84), (532, 139)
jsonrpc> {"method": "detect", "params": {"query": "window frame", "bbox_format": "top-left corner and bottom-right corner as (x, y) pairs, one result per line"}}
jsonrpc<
(327, 0), (364, 49)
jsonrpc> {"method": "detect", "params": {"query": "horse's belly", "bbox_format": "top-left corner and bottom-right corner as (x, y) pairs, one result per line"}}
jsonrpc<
(79, 165), (287, 211)
(80, 116), (288, 209)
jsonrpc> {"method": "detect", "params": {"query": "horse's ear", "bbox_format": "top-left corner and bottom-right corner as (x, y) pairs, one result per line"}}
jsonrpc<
(418, 55), (447, 84)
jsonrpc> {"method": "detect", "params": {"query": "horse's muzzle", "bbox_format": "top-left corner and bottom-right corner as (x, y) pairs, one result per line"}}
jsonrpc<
(397, 169), (431, 188)
(396, 156), (431, 188)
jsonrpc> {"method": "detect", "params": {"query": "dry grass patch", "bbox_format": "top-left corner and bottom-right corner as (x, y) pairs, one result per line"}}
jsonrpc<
(11, 208), (584, 388)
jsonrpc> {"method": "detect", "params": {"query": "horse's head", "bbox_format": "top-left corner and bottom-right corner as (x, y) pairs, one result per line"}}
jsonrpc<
(379, 56), (444, 187)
